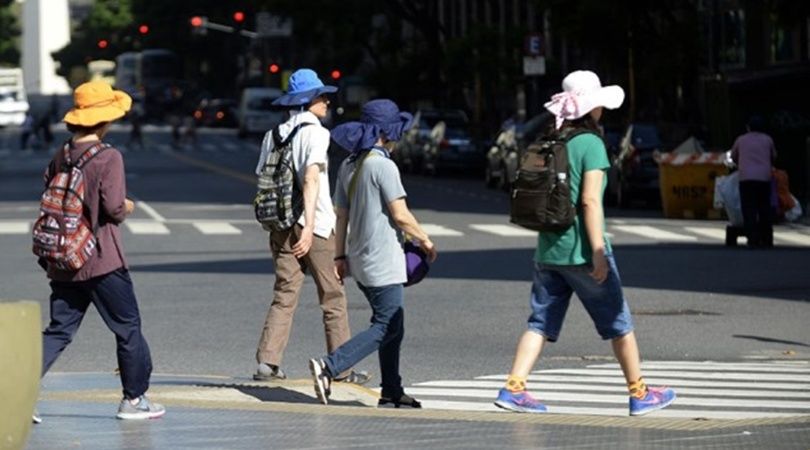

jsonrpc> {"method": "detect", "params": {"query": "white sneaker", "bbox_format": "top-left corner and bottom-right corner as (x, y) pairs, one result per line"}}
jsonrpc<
(116, 395), (166, 420)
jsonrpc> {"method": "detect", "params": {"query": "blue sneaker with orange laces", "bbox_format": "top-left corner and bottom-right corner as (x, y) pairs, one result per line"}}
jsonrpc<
(494, 388), (547, 413)
(629, 386), (676, 416)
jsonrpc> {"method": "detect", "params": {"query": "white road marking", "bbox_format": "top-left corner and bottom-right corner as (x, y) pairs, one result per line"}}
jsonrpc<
(0, 221), (30, 234)
(775, 231), (810, 246)
(173, 204), (248, 211)
(136, 201), (167, 222)
(420, 224), (464, 236)
(192, 222), (242, 235)
(684, 226), (727, 241)
(593, 361), (810, 373)
(470, 224), (537, 237)
(537, 368), (810, 382)
(613, 225), (698, 242)
(125, 221), (170, 235)
(478, 374), (810, 390)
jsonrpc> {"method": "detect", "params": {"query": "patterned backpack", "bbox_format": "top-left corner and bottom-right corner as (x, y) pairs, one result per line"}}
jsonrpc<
(32, 142), (109, 270)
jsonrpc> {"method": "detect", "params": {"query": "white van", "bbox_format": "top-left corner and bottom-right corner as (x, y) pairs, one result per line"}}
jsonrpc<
(0, 68), (30, 127)
(237, 87), (284, 138)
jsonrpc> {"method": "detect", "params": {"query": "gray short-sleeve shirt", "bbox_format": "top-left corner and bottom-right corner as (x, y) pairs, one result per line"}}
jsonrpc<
(334, 148), (407, 287)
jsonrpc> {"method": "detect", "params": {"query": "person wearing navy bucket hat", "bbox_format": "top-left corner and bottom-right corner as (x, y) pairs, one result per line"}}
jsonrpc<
(252, 68), (370, 386)
(308, 99), (437, 408)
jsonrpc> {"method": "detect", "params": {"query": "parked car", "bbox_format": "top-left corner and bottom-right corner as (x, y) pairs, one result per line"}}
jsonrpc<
(193, 98), (237, 128)
(610, 123), (665, 207)
(410, 109), (483, 176)
(237, 87), (285, 138)
(485, 112), (552, 190)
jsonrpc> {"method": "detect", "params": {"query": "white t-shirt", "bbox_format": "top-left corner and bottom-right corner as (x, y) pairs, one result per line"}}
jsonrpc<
(255, 110), (336, 238)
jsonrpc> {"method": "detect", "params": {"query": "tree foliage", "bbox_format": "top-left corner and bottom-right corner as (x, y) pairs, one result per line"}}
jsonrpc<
(0, 0), (20, 66)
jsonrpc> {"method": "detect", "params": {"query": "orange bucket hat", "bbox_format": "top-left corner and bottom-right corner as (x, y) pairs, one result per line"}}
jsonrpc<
(63, 81), (132, 127)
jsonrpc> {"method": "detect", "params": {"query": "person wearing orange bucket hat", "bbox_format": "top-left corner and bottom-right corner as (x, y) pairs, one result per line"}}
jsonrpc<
(33, 81), (165, 422)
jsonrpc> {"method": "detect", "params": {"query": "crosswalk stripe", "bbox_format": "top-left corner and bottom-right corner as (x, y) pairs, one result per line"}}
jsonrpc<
(403, 387), (810, 409)
(537, 368), (810, 382)
(420, 224), (464, 236)
(774, 231), (810, 246)
(192, 222), (242, 235)
(125, 221), (170, 235)
(477, 374), (810, 390)
(416, 380), (810, 398)
(421, 400), (801, 419)
(684, 226), (727, 241)
(470, 224), (536, 237)
(0, 221), (29, 234)
(613, 225), (698, 242)
(593, 361), (810, 373)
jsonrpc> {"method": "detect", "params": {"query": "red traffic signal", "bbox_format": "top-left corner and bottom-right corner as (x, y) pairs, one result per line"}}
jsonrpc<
(138, 24), (149, 35)
(233, 11), (245, 23)
(190, 16), (204, 27)
(97, 39), (109, 49)
(268, 63), (280, 74)
(330, 70), (341, 80)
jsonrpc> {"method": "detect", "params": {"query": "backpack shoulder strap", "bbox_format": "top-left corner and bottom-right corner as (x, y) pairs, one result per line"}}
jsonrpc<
(347, 151), (377, 207)
(72, 142), (111, 169)
(272, 122), (313, 149)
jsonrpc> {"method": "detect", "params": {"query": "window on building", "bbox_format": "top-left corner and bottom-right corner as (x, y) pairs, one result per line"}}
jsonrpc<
(718, 6), (746, 68)
(767, 8), (801, 63)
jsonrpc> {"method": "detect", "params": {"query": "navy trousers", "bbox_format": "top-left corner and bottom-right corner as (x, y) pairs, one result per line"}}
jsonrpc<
(42, 268), (153, 399)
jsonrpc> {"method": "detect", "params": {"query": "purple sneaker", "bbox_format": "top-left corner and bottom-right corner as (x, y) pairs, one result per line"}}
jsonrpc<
(494, 388), (547, 413)
(629, 386), (676, 416)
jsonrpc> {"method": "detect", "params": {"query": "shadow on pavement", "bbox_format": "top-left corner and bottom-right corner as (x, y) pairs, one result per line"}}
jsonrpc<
(732, 334), (810, 347)
(130, 243), (810, 302)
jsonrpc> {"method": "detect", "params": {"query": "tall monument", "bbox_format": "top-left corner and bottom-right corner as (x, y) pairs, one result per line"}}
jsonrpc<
(20, 0), (71, 95)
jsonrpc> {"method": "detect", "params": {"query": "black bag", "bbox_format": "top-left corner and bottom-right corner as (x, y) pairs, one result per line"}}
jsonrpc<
(509, 129), (594, 232)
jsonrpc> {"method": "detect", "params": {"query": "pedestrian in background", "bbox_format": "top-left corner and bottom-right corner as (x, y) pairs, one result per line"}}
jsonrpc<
(252, 69), (368, 385)
(20, 111), (34, 150)
(308, 99), (437, 407)
(731, 115), (776, 248)
(36, 81), (164, 421)
(494, 70), (676, 416)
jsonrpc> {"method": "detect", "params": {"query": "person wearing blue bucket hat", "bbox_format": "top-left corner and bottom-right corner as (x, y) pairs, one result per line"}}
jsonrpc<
(253, 68), (370, 386)
(309, 99), (437, 408)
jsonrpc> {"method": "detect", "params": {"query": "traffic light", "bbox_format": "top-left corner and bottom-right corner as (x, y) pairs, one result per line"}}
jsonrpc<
(190, 16), (208, 35)
(268, 63), (280, 74)
(330, 69), (341, 81)
(97, 39), (109, 49)
(138, 24), (149, 35)
(233, 11), (245, 23)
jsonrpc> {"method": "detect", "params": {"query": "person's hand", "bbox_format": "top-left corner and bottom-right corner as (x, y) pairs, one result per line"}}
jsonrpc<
(124, 199), (135, 215)
(420, 238), (437, 263)
(292, 227), (314, 258)
(334, 259), (348, 284)
(589, 249), (609, 284)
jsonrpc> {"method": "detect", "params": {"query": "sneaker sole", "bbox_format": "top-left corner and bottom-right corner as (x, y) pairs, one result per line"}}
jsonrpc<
(308, 359), (329, 405)
(494, 400), (547, 414)
(116, 409), (166, 420)
(252, 374), (287, 381)
(629, 393), (677, 416)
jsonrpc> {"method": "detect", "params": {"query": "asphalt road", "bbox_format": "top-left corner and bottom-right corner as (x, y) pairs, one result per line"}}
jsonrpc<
(1, 124), (809, 420)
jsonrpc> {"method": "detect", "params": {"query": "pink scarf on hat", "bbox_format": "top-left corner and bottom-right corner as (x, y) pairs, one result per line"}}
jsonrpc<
(544, 91), (581, 129)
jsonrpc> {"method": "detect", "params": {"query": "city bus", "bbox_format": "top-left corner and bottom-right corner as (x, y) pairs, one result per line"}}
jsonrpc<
(114, 49), (182, 119)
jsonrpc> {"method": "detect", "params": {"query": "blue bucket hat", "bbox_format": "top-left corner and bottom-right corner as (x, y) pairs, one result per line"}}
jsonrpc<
(272, 68), (338, 107)
(331, 99), (414, 152)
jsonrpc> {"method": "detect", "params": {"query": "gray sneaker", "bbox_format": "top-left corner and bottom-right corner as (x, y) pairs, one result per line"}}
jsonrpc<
(253, 363), (287, 381)
(116, 395), (166, 420)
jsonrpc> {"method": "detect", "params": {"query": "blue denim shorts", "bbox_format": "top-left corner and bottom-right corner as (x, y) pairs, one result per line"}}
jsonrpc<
(527, 253), (634, 341)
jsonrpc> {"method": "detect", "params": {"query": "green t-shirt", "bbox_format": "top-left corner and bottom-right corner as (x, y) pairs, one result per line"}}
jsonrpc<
(534, 132), (612, 265)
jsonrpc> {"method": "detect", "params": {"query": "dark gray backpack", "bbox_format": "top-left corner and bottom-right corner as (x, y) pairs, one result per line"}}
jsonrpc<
(254, 123), (311, 232)
(509, 129), (594, 232)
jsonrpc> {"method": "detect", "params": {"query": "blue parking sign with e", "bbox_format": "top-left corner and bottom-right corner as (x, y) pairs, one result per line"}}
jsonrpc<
(525, 34), (543, 56)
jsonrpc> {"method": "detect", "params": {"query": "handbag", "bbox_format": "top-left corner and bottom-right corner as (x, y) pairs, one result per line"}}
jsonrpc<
(348, 150), (430, 287)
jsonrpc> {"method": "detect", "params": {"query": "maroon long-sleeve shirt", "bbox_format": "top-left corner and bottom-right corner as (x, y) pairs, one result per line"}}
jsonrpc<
(44, 140), (129, 282)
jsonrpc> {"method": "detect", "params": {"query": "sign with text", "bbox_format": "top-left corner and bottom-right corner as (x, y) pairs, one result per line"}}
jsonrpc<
(523, 56), (546, 76)
(524, 33), (543, 56)
(256, 12), (293, 37)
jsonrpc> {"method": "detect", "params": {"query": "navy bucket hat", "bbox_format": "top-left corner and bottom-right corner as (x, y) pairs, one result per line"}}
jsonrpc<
(331, 99), (414, 152)
(272, 68), (338, 107)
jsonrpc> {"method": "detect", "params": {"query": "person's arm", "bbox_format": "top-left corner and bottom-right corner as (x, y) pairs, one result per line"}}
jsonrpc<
(387, 198), (437, 262)
(291, 164), (320, 258)
(99, 151), (131, 224)
(581, 169), (608, 283)
(333, 207), (349, 283)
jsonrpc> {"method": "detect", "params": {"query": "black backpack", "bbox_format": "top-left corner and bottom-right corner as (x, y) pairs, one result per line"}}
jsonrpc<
(509, 128), (595, 232)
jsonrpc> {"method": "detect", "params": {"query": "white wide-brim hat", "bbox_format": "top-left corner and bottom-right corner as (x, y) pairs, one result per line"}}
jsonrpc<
(544, 70), (625, 129)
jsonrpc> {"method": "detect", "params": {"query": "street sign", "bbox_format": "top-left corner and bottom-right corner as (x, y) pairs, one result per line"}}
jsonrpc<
(524, 33), (543, 56)
(523, 56), (546, 76)
(256, 12), (293, 37)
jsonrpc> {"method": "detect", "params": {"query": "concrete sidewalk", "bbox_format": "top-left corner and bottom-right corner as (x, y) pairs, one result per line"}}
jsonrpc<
(26, 372), (810, 450)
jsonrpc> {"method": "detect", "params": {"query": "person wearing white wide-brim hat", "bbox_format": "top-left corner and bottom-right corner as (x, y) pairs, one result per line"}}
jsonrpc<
(495, 70), (677, 417)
